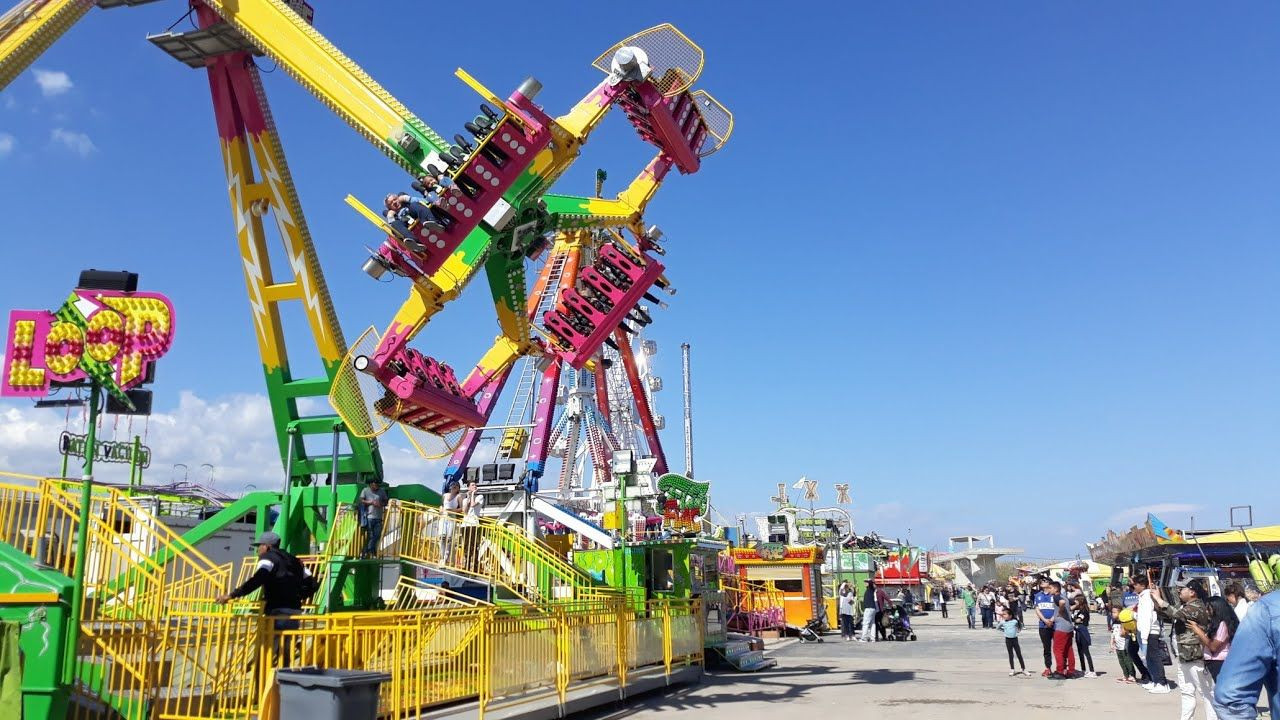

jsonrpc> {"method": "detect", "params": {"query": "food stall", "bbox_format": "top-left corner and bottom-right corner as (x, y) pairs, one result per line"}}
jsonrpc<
(730, 544), (825, 629)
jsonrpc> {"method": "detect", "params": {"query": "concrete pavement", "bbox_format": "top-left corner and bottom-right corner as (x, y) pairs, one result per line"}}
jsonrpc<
(577, 610), (1255, 719)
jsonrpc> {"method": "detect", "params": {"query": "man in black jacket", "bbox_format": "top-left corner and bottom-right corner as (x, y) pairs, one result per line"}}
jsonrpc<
(216, 531), (312, 622)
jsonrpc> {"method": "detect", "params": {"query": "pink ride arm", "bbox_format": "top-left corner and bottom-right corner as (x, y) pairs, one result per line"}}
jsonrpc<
(443, 364), (515, 482)
(524, 360), (563, 487)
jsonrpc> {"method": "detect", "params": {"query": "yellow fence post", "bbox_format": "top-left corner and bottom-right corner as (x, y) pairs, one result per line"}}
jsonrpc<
(616, 599), (628, 689)
(555, 606), (569, 708)
(479, 608), (492, 720)
(663, 601), (673, 677)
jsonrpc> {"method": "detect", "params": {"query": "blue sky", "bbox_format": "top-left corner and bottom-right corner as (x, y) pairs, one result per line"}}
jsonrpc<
(1, 2), (1277, 558)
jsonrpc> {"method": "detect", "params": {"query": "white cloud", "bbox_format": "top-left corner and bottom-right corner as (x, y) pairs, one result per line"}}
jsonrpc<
(2, 96), (16, 110)
(0, 392), (444, 496)
(1106, 503), (1201, 529)
(50, 128), (94, 156)
(32, 69), (72, 97)
(0, 133), (13, 157)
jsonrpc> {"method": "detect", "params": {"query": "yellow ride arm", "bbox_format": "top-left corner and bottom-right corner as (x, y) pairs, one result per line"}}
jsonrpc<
(0, 0), (93, 91)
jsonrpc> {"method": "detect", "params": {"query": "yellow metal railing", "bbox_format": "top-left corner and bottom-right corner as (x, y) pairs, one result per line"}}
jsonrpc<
(388, 575), (487, 610)
(70, 618), (158, 720)
(0, 476), (232, 621)
(329, 500), (619, 606)
(721, 575), (785, 635)
(0, 474), (703, 719)
(71, 598), (703, 720)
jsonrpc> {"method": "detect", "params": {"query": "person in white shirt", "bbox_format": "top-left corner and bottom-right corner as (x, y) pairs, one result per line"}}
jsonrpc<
(438, 480), (462, 562)
(978, 588), (995, 628)
(1224, 582), (1251, 621)
(838, 590), (857, 640)
(1134, 574), (1171, 693)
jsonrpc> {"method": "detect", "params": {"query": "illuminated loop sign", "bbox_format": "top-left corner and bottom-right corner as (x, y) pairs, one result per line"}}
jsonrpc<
(59, 432), (152, 468)
(2, 288), (175, 408)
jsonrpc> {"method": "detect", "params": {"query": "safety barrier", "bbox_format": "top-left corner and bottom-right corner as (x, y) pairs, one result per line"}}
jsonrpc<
(0, 475), (231, 621)
(721, 575), (784, 636)
(68, 598), (701, 719)
(0, 474), (700, 718)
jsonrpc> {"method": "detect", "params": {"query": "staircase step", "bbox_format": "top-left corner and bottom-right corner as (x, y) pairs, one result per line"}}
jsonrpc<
(735, 655), (777, 672)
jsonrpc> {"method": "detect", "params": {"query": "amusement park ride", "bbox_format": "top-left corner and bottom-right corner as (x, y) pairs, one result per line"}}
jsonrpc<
(2, 0), (730, 542)
(0, 1), (743, 717)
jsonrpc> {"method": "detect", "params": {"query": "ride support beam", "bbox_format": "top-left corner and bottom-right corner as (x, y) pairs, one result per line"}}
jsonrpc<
(613, 326), (667, 474)
(199, 11), (380, 483)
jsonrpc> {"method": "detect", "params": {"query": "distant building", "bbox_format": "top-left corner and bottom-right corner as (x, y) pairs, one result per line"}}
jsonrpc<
(933, 535), (1025, 587)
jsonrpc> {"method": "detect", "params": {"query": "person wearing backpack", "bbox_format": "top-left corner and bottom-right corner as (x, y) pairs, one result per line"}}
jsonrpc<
(216, 531), (318, 624)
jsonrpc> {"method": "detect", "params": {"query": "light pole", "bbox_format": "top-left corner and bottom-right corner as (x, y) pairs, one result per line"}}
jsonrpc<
(64, 381), (101, 683)
(612, 450), (635, 602)
(200, 463), (215, 489)
(172, 463), (189, 485)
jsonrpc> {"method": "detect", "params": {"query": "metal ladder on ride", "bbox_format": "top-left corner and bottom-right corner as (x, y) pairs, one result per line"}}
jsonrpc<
(497, 249), (571, 458)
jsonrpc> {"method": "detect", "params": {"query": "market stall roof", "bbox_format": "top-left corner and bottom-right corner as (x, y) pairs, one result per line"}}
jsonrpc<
(1190, 526), (1280, 545)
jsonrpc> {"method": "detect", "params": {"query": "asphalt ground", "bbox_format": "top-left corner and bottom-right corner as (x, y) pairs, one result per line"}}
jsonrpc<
(575, 610), (1263, 719)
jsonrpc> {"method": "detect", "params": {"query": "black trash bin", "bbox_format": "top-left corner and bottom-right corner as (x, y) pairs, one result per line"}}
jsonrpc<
(275, 667), (391, 720)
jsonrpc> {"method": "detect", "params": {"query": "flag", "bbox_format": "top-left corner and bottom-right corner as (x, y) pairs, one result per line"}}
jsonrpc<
(1148, 513), (1185, 544)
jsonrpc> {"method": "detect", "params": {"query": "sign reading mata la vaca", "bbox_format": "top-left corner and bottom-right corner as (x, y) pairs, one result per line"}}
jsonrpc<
(3, 288), (175, 407)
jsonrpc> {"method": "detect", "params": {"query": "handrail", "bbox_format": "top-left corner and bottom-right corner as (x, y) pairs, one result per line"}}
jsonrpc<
(367, 500), (606, 604)
(389, 575), (487, 610)
(0, 478), (232, 620)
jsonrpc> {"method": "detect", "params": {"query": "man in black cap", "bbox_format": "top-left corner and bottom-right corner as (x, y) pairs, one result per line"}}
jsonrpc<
(859, 578), (878, 642)
(216, 531), (314, 623)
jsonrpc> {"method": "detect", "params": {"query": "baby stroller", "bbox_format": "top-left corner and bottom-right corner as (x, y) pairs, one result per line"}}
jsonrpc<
(882, 603), (917, 641)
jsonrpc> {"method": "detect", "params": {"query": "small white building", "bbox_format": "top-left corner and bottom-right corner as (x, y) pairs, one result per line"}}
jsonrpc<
(932, 535), (1025, 587)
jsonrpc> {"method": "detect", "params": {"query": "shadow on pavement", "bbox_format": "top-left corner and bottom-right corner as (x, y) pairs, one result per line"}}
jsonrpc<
(576, 665), (930, 719)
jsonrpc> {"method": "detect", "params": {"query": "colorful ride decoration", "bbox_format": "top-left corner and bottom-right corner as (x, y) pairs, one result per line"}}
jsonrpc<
(0, 7), (736, 720)
(874, 547), (923, 586)
(657, 473), (709, 534)
(3, 287), (175, 409)
(334, 24), (732, 477)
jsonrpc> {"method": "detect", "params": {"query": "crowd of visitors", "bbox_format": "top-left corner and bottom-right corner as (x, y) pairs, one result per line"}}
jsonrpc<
(833, 578), (920, 642)
(945, 572), (1270, 720)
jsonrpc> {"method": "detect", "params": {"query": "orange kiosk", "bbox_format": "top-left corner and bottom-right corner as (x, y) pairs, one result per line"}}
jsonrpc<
(731, 544), (825, 629)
